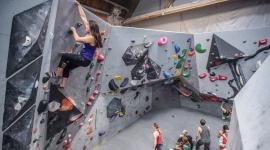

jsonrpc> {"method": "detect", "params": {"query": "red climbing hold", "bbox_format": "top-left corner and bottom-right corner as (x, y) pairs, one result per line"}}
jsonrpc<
(209, 76), (219, 82)
(259, 39), (267, 47)
(188, 50), (195, 57)
(97, 54), (105, 63)
(199, 73), (207, 79)
(68, 113), (83, 124)
(218, 75), (228, 80)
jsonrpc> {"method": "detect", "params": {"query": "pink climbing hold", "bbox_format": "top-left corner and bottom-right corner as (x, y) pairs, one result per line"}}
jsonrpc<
(93, 90), (99, 96)
(158, 37), (168, 46)
(199, 73), (207, 79)
(79, 122), (84, 127)
(96, 70), (102, 75)
(86, 101), (92, 106)
(183, 63), (189, 69)
(97, 54), (105, 63)
(89, 95), (95, 102)
(259, 39), (267, 47)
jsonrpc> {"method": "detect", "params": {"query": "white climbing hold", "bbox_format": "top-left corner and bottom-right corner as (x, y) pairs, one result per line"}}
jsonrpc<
(48, 101), (61, 112)
(130, 80), (138, 86)
(14, 103), (22, 111)
(22, 36), (32, 47)
(18, 95), (27, 103)
(34, 80), (39, 88)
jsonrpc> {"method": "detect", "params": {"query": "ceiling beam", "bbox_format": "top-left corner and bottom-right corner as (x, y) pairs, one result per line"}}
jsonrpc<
(103, 0), (129, 12)
(124, 0), (231, 25)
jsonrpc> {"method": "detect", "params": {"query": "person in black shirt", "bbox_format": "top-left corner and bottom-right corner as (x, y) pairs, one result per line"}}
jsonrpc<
(177, 130), (193, 150)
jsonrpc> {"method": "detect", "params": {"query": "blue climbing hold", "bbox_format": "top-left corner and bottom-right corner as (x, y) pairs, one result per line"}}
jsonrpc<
(174, 44), (181, 54)
(163, 71), (171, 79)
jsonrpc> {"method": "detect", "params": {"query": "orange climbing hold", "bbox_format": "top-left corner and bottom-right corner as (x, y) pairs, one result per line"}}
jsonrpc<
(87, 127), (94, 135)
(60, 98), (74, 111)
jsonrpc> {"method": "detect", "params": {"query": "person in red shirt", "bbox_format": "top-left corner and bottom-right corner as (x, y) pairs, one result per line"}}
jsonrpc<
(153, 123), (163, 150)
(218, 125), (229, 150)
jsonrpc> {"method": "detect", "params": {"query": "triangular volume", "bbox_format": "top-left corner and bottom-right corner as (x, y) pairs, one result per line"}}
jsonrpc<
(2, 106), (35, 150)
(206, 34), (246, 69)
(206, 35), (223, 69)
(46, 84), (82, 140)
(146, 58), (161, 80)
(214, 34), (245, 59)
(3, 58), (42, 130)
(6, 1), (52, 77)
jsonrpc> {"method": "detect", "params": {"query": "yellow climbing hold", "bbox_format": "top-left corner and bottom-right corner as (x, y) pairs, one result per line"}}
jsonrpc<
(175, 70), (181, 76)
(171, 54), (178, 60)
(114, 75), (122, 81)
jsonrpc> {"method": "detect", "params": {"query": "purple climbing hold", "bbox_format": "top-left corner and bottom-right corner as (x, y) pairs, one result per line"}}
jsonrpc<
(120, 77), (129, 87)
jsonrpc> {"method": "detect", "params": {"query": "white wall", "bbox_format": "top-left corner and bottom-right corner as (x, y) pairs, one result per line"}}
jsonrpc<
(130, 0), (270, 33)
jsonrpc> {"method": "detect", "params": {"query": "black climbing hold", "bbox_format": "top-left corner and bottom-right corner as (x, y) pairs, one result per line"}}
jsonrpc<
(120, 78), (129, 87)
(37, 100), (48, 115)
(135, 110), (138, 115)
(120, 88), (128, 94)
(75, 22), (82, 28)
(40, 118), (45, 124)
(107, 98), (125, 119)
(206, 39), (210, 42)
(210, 72), (216, 76)
(98, 131), (106, 136)
(134, 91), (140, 99)
(242, 40), (247, 43)
(145, 96), (149, 102)
(108, 79), (119, 91)
(131, 40), (135, 43)
(146, 105), (150, 110)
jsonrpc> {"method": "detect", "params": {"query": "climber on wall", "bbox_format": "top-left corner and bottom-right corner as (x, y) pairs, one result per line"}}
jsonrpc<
(220, 101), (232, 121)
(42, 1), (103, 88)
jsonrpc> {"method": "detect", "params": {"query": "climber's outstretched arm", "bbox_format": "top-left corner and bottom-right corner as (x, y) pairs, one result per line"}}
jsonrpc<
(75, 1), (90, 33)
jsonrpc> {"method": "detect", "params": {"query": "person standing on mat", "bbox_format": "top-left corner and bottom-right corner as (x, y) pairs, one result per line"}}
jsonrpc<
(218, 125), (229, 150)
(195, 119), (211, 150)
(42, 1), (102, 88)
(153, 123), (163, 150)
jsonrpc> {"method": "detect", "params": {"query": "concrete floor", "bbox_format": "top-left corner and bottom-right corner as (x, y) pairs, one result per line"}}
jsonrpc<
(96, 106), (225, 150)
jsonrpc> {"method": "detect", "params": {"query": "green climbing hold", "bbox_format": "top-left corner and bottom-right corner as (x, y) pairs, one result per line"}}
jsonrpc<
(90, 62), (95, 69)
(195, 43), (206, 53)
(179, 49), (187, 58)
(182, 69), (191, 78)
(176, 58), (185, 69)
(85, 72), (91, 80)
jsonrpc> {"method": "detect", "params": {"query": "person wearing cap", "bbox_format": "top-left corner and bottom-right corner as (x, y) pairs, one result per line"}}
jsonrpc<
(195, 119), (210, 150)
(177, 130), (193, 149)
(218, 125), (229, 150)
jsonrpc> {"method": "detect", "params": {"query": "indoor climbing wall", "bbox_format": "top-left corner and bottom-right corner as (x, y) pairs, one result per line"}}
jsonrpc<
(194, 28), (270, 100)
(71, 25), (199, 149)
